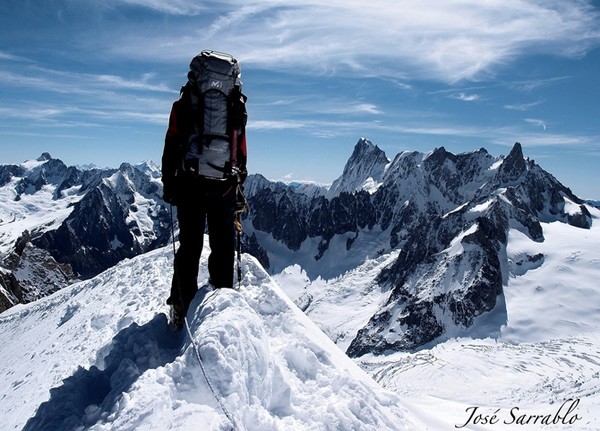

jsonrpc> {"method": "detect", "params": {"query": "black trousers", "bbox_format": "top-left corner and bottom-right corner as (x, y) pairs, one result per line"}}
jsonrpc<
(169, 179), (236, 311)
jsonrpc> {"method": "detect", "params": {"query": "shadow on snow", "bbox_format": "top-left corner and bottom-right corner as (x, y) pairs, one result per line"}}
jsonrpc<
(23, 313), (183, 431)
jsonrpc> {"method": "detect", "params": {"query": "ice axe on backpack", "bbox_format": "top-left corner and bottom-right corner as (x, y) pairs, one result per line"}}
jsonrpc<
(231, 129), (248, 287)
(233, 185), (247, 288)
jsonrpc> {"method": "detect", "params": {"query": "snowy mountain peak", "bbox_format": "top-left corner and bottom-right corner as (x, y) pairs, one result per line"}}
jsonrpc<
(36, 152), (53, 162)
(327, 138), (390, 197)
(244, 138), (596, 355)
(135, 160), (161, 179)
(423, 145), (451, 162)
(498, 141), (527, 181)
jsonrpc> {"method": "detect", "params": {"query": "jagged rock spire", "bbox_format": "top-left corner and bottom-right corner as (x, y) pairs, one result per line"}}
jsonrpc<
(36, 152), (52, 162)
(327, 138), (389, 197)
(499, 142), (527, 182)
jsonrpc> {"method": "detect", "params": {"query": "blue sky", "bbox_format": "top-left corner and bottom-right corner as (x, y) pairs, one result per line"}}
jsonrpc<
(1, 0), (599, 199)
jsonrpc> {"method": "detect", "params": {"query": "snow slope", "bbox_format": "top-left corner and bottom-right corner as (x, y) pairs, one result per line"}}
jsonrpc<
(0, 176), (81, 256)
(0, 243), (423, 431)
(278, 212), (600, 430)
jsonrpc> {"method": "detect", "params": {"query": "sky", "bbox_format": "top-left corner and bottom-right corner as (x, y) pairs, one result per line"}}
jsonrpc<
(1, 0), (599, 199)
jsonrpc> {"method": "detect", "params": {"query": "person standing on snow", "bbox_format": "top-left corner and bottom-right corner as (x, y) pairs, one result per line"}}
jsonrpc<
(161, 50), (248, 328)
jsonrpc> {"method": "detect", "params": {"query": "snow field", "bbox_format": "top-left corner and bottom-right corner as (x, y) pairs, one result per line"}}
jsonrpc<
(503, 219), (600, 342)
(274, 250), (401, 352)
(0, 178), (81, 255)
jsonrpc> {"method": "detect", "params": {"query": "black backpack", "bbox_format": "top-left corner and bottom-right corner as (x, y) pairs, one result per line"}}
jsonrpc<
(183, 50), (247, 179)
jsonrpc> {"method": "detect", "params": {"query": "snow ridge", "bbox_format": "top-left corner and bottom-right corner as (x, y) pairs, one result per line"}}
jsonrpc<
(1, 244), (422, 431)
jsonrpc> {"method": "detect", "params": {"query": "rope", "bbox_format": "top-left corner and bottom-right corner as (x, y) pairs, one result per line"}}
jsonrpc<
(184, 315), (239, 430)
(169, 204), (239, 430)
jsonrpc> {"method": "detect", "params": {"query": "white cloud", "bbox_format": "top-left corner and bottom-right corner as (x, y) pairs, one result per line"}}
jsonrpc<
(450, 93), (481, 102)
(113, 0), (207, 15)
(0, 60), (173, 129)
(514, 133), (597, 147)
(249, 120), (307, 130)
(314, 102), (383, 116)
(350, 103), (382, 115)
(0, 50), (32, 62)
(525, 118), (547, 131)
(0, 103), (168, 127)
(92, 74), (173, 92)
(509, 77), (570, 92)
(106, 0), (600, 83)
(504, 101), (543, 111)
(0, 64), (173, 96)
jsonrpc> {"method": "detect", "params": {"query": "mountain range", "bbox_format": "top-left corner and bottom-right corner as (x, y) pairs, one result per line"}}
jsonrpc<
(0, 140), (599, 429)
(0, 140), (596, 353)
(0, 154), (170, 311)
(243, 138), (593, 353)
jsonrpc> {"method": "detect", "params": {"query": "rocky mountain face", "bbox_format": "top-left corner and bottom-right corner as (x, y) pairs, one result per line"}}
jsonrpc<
(243, 139), (593, 353)
(1, 230), (74, 306)
(33, 163), (170, 278)
(0, 154), (169, 312)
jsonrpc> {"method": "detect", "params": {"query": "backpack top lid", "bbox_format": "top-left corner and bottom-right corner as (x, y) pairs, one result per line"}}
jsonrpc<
(188, 50), (242, 94)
